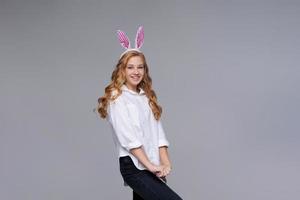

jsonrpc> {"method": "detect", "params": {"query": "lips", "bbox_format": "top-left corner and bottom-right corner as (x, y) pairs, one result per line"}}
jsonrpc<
(130, 75), (141, 81)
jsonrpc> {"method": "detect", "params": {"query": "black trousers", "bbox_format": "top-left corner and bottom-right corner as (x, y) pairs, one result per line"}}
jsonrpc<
(119, 156), (183, 200)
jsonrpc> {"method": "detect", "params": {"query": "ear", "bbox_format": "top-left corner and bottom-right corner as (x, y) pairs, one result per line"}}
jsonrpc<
(117, 30), (131, 49)
(135, 26), (144, 49)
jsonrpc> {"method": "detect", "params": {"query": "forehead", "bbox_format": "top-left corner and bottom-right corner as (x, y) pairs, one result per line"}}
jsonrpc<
(127, 56), (144, 65)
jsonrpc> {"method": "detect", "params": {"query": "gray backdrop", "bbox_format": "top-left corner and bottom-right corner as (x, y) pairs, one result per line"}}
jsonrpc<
(1, 0), (299, 199)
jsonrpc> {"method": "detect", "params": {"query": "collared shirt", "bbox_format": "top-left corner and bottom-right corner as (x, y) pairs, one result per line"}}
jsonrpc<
(107, 84), (170, 172)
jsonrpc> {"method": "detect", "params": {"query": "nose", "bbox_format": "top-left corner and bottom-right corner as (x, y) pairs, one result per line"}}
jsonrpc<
(133, 68), (139, 74)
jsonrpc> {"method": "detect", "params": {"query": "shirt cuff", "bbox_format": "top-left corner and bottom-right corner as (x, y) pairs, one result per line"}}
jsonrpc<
(158, 139), (169, 147)
(125, 141), (143, 151)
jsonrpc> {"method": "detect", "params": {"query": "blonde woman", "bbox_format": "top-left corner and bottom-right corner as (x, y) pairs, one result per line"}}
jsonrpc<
(97, 26), (182, 200)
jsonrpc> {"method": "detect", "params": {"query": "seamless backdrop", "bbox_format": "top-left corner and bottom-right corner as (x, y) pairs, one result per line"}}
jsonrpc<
(1, 0), (300, 199)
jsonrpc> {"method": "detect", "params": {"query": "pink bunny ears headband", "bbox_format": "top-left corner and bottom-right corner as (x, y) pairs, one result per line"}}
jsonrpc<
(117, 26), (144, 58)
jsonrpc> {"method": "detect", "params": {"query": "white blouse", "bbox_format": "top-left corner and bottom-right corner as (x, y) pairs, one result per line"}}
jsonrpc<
(107, 84), (170, 171)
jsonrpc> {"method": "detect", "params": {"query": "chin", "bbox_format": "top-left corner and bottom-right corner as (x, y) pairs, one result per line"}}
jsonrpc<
(131, 80), (142, 85)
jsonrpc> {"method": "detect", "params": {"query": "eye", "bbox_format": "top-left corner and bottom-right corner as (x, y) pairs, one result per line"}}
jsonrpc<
(138, 65), (144, 69)
(127, 66), (133, 69)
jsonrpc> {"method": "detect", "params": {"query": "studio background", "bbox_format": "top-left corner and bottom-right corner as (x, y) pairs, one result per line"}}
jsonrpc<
(1, 0), (299, 199)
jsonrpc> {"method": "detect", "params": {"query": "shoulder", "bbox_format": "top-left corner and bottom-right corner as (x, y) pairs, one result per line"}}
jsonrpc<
(108, 89), (125, 107)
(109, 88), (123, 102)
(111, 88), (118, 97)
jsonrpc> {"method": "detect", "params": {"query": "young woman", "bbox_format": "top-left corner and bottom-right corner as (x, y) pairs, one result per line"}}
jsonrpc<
(97, 26), (182, 200)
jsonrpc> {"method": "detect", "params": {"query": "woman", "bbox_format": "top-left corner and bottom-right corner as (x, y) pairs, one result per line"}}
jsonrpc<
(97, 26), (182, 200)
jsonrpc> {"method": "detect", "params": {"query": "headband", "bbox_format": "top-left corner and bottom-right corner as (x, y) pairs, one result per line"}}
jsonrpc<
(117, 26), (144, 58)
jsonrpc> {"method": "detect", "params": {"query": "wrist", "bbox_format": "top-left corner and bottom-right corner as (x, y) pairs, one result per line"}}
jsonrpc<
(144, 162), (156, 171)
(161, 161), (171, 167)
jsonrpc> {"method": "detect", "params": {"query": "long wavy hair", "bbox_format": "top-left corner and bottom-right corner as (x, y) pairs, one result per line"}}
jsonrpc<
(97, 51), (162, 120)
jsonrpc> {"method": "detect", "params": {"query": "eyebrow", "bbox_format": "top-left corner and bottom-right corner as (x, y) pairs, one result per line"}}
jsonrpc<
(127, 64), (144, 66)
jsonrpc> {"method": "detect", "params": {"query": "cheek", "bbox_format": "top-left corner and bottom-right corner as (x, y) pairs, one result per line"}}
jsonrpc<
(123, 71), (130, 82)
(125, 69), (131, 76)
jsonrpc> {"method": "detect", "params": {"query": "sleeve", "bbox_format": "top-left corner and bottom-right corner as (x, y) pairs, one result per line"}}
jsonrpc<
(107, 98), (143, 151)
(158, 120), (170, 147)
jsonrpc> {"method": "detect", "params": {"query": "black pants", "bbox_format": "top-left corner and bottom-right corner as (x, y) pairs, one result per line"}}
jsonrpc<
(119, 156), (183, 200)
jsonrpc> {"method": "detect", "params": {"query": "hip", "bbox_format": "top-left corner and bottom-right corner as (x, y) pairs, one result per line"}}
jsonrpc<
(119, 156), (167, 184)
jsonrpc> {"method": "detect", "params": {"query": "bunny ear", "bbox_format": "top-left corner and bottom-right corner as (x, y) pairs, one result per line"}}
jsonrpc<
(117, 30), (131, 49)
(135, 26), (144, 49)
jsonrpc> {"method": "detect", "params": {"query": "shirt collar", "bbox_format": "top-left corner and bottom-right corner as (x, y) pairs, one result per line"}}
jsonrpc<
(121, 84), (145, 95)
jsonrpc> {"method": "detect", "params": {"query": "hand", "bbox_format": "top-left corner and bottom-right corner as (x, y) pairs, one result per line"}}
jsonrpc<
(147, 164), (172, 178)
(156, 164), (172, 178)
(147, 164), (164, 175)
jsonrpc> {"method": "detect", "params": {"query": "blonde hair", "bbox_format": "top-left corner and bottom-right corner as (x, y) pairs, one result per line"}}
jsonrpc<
(97, 51), (162, 120)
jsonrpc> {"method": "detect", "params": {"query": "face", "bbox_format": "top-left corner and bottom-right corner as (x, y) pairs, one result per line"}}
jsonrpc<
(124, 56), (145, 91)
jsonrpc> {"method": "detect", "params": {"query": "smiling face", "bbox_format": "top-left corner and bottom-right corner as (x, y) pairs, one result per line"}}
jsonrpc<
(124, 56), (145, 91)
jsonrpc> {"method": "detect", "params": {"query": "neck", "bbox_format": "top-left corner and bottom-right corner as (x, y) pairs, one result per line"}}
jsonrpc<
(125, 83), (138, 92)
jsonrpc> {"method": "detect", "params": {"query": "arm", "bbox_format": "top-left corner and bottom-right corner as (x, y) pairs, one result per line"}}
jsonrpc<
(108, 99), (143, 151)
(157, 120), (172, 178)
(157, 120), (171, 167)
(159, 146), (171, 167)
(158, 146), (172, 178)
(130, 147), (163, 175)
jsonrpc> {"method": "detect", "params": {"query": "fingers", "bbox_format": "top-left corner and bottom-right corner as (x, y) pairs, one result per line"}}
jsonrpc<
(153, 166), (163, 177)
(150, 164), (162, 174)
(162, 166), (171, 177)
(155, 165), (171, 178)
(150, 165), (172, 178)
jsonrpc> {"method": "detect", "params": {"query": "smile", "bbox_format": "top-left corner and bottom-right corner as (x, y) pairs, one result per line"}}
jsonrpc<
(130, 75), (141, 81)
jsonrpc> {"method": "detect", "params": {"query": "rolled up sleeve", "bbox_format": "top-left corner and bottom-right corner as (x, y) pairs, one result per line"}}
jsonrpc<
(108, 98), (143, 151)
(158, 120), (170, 147)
